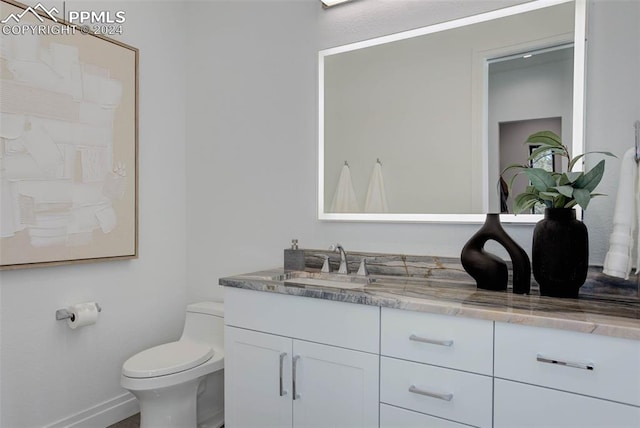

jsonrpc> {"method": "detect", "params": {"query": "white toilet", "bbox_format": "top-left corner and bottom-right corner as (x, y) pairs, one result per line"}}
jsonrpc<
(121, 302), (225, 428)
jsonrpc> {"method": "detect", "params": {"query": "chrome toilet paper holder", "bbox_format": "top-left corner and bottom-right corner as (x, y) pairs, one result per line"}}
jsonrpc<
(56, 303), (102, 321)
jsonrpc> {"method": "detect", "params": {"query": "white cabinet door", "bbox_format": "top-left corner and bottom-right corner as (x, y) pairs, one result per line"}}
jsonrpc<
(292, 340), (379, 428)
(495, 379), (640, 428)
(225, 327), (293, 428)
(225, 327), (379, 428)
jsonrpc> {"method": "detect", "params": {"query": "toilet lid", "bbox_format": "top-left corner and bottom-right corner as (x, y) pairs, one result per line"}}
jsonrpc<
(122, 341), (214, 378)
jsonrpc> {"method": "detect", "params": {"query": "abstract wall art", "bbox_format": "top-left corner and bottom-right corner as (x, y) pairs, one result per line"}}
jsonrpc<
(0, 0), (138, 269)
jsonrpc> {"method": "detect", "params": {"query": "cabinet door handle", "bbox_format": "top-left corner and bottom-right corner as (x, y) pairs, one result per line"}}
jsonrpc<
(409, 384), (453, 401)
(536, 354), (594, 371)
(292, 355), (301, 400)
(409, 334), (454, 347)
(279, 352), (288, 396)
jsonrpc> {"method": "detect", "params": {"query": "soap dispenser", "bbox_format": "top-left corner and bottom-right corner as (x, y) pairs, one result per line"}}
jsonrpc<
(284, 239), (306, 271)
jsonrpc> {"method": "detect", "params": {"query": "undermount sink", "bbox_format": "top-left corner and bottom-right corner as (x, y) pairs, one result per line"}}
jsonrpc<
(263, 270), (467, 291)
(285, 276), (369, 290)
(271, 271), (371, 290)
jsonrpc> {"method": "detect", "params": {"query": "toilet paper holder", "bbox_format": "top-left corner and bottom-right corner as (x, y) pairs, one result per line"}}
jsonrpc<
(56, 303), (102, 321)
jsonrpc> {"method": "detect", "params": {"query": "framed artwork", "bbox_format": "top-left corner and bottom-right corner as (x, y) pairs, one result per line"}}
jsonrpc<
(0, 0), (138, 269)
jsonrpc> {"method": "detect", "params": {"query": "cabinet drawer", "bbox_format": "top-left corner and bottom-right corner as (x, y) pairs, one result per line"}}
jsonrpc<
(495, 322), (640, 406)
(381, 307), (493, 375)
(225, 287), (379, 354)
(380, 356), (493, 428)
(381, 404), (469, 428)
(495, 379), (640, 428)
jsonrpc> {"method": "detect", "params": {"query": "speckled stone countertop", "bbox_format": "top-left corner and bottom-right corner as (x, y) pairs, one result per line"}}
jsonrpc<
(220, 269), (640, 341)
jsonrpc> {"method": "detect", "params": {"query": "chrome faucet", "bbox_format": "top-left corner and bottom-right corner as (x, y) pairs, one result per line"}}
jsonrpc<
(329, 244), (349, 274)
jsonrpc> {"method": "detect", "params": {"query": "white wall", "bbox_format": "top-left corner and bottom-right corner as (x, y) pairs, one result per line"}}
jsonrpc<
(0, 2), (188, 426)
(185, 0), (320, 302)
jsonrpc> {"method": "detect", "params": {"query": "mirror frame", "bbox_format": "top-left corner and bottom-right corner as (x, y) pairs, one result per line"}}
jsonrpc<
(318, 0), (586, 224)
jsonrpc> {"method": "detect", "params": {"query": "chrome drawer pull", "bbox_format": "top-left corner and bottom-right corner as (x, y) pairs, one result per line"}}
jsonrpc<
(292, 355), (301, 400)
(409, 334), (454, 347)
(536, 354), (594, 371)
(279, 353), (288, 396)
(409, 385), (454, 401)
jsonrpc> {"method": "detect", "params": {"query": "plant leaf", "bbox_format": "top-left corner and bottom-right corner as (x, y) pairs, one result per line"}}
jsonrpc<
(573, 188), (591, 210)
(554, 185), (574, 198)
(514, 192), (541, 214)
(527, 147), (567, 163)
(525, 131), (563, 148)
(574, 160), (605, 192)
(500, 164), (526, 195)
(500, 163), (526, 176)
(555, 195), (568, 208)
(539, 191), (560, 201)
(524, 168), (556, 192)
(563, 171), (583, 184)
(568, 151), (616, 171)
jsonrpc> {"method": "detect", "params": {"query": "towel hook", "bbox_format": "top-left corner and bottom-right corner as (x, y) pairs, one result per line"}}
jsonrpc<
(344, 160), (349, 166)
(634, 120), (639, 163)
(376, 158), (382, 166)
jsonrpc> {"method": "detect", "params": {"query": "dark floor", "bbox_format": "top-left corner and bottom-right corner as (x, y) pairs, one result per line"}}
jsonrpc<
(107, 412), (224, 428)
(107, 413), (139, 428)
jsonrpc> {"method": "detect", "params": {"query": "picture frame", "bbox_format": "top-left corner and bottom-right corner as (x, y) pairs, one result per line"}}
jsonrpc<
(0, 0), (138, 269)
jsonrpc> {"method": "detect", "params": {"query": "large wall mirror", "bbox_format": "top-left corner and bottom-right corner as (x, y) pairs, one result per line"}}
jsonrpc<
(319, 0), (586, 223)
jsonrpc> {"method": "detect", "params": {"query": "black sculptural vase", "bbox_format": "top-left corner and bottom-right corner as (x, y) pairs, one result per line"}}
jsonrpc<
(461, 213), (531, 294)
(532, 208), (588, 298)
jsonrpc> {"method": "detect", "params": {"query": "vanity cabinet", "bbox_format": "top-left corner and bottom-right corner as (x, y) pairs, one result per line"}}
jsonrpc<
(222, 278), (640, 428)
(380, 308), (494, 428)
(224, 287), (380, 428)
(494, 322), (640, 428)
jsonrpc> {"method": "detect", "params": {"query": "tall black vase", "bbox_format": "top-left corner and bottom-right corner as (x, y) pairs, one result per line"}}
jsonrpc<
(461, 213), (531, 294)
(533, 208), (588, 298)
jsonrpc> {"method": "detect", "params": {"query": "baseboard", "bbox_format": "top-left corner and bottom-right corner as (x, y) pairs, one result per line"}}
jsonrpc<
(45, 392), (139, 428)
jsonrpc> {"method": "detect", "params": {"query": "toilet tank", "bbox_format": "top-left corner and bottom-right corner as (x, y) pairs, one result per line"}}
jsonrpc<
(181, 301), (224, 349)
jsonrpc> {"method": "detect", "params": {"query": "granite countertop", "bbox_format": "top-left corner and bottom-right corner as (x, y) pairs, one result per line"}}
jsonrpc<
(220, 268), (640, 341)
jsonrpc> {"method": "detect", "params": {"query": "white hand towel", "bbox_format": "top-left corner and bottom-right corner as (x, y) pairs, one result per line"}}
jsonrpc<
(603, 148), (638, 279)
(330, 163), (360, 213)
(364, 161), (389, 213)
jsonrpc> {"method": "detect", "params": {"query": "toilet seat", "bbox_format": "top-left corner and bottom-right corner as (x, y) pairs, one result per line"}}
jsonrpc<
(122, 341), (214, 378)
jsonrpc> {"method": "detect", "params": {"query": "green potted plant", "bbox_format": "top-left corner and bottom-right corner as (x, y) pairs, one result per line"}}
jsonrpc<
(501, 130), (615, 298)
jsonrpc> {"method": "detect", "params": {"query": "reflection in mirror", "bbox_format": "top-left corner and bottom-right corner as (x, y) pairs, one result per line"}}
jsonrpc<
(319, 0), (585, 223)
(490, 45), (574, 214)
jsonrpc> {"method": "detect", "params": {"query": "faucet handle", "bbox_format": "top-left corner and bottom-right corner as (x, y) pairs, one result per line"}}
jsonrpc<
(321, 256), (331, 273)
(357, 258), (368, 276)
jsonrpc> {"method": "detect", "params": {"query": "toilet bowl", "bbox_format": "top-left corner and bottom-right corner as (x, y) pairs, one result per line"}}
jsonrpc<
(121, 302), (224, 428)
